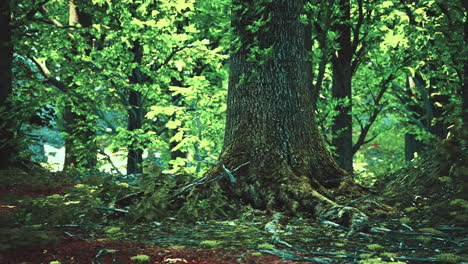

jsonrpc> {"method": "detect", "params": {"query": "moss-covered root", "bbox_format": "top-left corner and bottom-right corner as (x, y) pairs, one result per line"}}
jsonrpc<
(309, 189), (369, 236)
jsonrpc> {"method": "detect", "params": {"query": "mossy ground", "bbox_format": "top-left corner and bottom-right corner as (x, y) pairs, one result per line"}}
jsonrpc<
(0, 135), (466, 263)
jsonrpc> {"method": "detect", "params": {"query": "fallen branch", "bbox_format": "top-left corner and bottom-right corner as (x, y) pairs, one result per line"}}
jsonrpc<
(168, 162), (250, 200)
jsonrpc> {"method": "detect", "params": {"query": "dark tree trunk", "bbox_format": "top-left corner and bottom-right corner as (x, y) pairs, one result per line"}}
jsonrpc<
(331, 0), (353, 174)
(127, 41), (144, 175)
(195, 0), (367, 220)
(464, 5), (468, 130)
(404, 133), (426, 161)
(127, 89), (144, 175)
(403, 75), (427, 161)
(0, 0), (14, 168)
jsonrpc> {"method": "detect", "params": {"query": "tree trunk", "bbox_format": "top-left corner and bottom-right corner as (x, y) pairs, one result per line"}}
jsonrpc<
(331, 0), (353, 174)
(127, 41), (144, 175)
(126, 89), (144, 175)
(194, 0), (368, 224)
(0, 0), (14, 169)
(464, 5), (468, 130)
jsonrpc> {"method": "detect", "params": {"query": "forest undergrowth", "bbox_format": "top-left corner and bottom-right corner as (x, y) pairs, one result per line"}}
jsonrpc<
(0, 134), (466, 264)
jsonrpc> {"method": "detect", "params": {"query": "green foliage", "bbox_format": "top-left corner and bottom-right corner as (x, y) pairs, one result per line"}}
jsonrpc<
(177, 183), (235, 220)
(132, 166), (176, 221)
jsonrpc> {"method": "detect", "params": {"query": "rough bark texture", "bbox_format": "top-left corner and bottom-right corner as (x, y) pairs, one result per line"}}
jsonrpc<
(331, 0), (353, 174)
(0, 0), (14, 169)
(198, 0), (360, 220)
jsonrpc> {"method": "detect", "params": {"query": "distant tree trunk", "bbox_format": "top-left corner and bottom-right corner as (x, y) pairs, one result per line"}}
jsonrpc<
(403, 75), (427, 161)
(127, 41), (144, 175)
(464, 5), (468, 130)
(403, 73), (449, 161)
(331, 0), (353, 173)
(127, 89), (144, 175)
(0, 0), (14, 169)
(404, 133), (426, 161)
(194, 0), (367, 224)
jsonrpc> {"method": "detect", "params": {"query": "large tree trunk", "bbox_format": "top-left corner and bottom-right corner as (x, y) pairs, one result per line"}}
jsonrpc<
(0, 0), (14, 169)
(194, 0), (368, 223)
(331, 0), (353, 174)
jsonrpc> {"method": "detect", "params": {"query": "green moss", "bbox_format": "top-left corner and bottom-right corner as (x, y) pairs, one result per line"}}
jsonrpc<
(257, 243), (275, 249)
(399, 217), (411, 224)
(106, 249), (118, 253)
(199, 240), (221, 248)
(418, 228), (442, 234)
(359, 257), (405, 264)
(379, 252), (398, 258)
(416, 236), (432, 242)
(367, 244), (385, 251)
(49, 261), (61, 264)
(251, 252), (262, 257)
(130, 254), (150, 263)
(105, 227), (121, 234)
(404, 207), (417, 213)
(434, 253), (461, 263)
(332, 242), (345, 247)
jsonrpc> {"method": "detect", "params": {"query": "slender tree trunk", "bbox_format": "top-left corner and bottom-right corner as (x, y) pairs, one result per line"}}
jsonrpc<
(126, 41), (144, 175)
(193, 0), (368, 222)
(127, 90), (144, 175)
(331, 0), (353, 174)
(0, 0), (14, 168)
(464, 4), (468, 130)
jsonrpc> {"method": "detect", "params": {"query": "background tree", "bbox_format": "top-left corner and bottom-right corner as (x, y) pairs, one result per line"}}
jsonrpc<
(0, 0), (14, 168)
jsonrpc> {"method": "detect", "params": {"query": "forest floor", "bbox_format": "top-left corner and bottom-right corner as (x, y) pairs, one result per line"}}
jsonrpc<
(0, 137), (466, 264)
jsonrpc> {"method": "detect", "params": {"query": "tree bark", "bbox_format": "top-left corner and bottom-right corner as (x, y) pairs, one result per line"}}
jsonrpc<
(331, 0), (353, 174)
(126, 41), (145, 175)
(126, 89), (144, 175)
(193, 0), (367, 222)
(0, 0), (14, 169)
